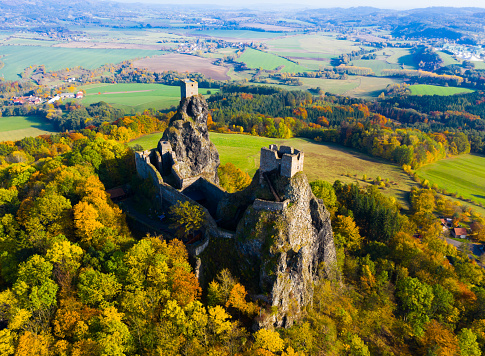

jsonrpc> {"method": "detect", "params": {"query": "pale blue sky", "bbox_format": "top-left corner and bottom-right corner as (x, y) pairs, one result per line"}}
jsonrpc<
(116, 0), (485, 10)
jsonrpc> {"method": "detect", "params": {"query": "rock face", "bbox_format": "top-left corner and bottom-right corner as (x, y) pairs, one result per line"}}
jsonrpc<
(234, 171), (338, 328)
(162, 94), (220, 184)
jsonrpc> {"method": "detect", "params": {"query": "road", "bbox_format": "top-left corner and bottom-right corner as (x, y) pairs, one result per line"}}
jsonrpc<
(445, 237), (484, 264)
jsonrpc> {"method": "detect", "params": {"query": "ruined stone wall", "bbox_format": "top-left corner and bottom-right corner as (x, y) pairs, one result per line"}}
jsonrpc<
(186, 237), (210, 256)
(281, 151), (304, 178)
(259, 145), (304, 182)
(181, 80), (198, 99)
(134, 151), (164, 208)
(253, 198), (290, 212)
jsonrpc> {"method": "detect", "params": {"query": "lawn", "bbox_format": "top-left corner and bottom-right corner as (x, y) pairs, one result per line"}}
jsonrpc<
(0, 45), (162, 80)
(238, 48), (311, 73)
(409, 84), (474, 96)
(416, 154), (485, 208)
(128, 132), (417, 209)
(0, 116), (58, 142)
(80, 83), (218, 112)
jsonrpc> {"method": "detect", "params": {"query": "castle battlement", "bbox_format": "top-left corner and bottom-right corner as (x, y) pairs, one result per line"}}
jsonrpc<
(259, 145), (304, 183)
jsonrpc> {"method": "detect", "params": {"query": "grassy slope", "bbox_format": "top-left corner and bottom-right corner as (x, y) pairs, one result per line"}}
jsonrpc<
(409, 84), (474, 96)
(128, 132), (417, 209)
(0, 116), (58, 142)
(238, 48), (310, 73)
(416, 154), (485, 208)
(0, 46), (162, 80)
(80, 83), (217, 112)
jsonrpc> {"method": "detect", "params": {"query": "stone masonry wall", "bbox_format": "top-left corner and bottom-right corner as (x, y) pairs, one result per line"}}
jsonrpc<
(253, 198), (290, 211)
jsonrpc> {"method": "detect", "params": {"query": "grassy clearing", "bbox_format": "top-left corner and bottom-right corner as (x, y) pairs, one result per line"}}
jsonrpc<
(349, 59), (401, 76)
(409, 84), (474, 96)
(437, 51), (460, 66)
(416, 154), (485, 208)
(473, 61), (485, 70)
(299, 77), (361, 94)
(238, 48), (310, 73)
(267, 34), (363, 56)
(80, 83), (217, 112)
(0, 116), (58, 142)
(346, 76), (404, 98)
(0, 45), (162, 80)
(128, 132), (417, 209)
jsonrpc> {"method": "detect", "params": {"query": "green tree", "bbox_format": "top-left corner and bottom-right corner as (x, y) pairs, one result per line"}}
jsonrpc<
(310, 180), (337, 208)
(458, 328), (481, 356)
(169, 201), (205, 237)
(78, 268), (121, 307)
(13, 255), (58, 312)
(396, 276), (434, 336)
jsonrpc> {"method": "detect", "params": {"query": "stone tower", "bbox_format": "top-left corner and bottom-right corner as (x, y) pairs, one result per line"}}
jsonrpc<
(180, 79), (198, 100)
(259, 144), (304, 183)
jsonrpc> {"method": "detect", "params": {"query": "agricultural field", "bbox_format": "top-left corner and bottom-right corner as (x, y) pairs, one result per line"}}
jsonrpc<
(382, 48), (419, 69)
(237, 48), (310, 73)
(349, 59), (401, 76)
(185, 29), (283, 40)
(0, 45), (162, 80)
(416, 154), (485, 209)
(128, 132), (417, 209)
(409, 84), (474, 96)
(133, 54), (230, 80)
(266, 34), (368, 57)
(473, 61), (485, 70)
(341, 76), (403, 98)
(0, 116), (58, 142)
(80, 83), (218, 112)
(436, 51), (461, 66)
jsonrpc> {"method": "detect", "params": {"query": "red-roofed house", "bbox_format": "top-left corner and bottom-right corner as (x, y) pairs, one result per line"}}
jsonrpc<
(76, 91), (84, 99)
(451, 227), (467, 239)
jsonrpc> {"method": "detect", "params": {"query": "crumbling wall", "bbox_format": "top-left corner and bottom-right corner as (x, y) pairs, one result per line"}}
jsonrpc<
(253, 199), (289, 212)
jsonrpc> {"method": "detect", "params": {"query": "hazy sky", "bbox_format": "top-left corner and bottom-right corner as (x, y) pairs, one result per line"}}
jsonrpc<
(116, 0), (485, 10)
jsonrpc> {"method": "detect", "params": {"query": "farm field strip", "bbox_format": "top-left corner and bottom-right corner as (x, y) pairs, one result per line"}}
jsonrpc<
(0, 116), (58, 141)
(409, 84), (474, 96)
(349, 59), (401, 76)
(238, 48), (310, 73)
(417, 154), (485, 207)
(0, 45), (162, 80)
(436, 51), (460, 66)
(80, 83), (217, 112)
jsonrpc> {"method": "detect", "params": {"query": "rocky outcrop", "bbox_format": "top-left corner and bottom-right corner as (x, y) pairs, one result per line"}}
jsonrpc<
(234, 171), (338, 328)
(161, 94), (220, 184)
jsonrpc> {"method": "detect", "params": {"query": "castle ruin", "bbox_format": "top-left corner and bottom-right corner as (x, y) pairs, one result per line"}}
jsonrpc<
(180, 79), (198, 99)
(259, 144), (304, 184)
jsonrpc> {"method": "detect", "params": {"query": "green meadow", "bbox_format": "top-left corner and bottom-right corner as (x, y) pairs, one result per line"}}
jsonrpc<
(0, 45), (162, 80)
(80, 83), (217, 112)
(128, 132), (417, 209)
(238, 48), (310, 73)
(409, 84), (474, 96)
(0, 116), (58, 142)
(436, 51), (460, 66)
(349, 59), (401, 76)
(416, 154), (485, 207)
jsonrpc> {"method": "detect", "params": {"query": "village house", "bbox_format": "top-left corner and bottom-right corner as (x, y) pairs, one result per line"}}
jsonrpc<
(12, 95), (43, 105)
(451, 227), (468, 239)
